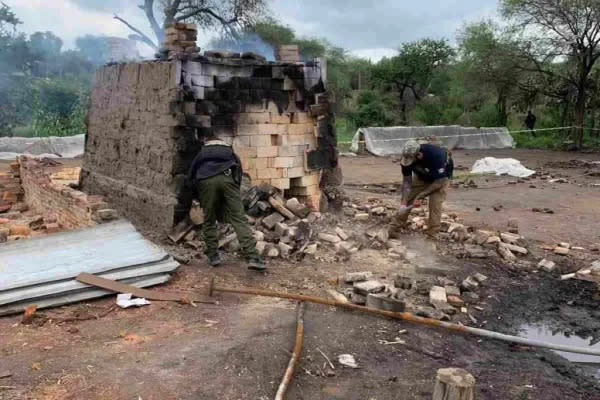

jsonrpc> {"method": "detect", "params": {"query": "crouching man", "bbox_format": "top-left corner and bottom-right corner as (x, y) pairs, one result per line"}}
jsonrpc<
(188, 135), (265, 271)
(389, 140), (453, 239)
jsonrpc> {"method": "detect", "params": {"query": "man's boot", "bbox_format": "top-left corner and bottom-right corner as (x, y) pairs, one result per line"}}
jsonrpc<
(248, 257), (266, 271)
(207, 253), (222, 267)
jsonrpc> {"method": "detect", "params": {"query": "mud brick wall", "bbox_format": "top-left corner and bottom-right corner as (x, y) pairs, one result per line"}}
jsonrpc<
(82, 50), (338, 232)
(0, 162), (23, 213)
(81, 61), (184, 230)
(19, 158), (111, 229)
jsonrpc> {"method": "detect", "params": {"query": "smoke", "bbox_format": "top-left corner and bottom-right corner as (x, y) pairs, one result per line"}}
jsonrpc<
(207, 32), (275, 61)
(66, 0), (128, 13)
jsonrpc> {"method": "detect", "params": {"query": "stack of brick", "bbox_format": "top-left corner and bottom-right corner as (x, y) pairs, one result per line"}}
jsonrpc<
(0, 162), (23, 213)
(275, 45), (300, 63)
(162, 23), (198, 59)
(82, 25), (339, 232)
(19, 158), (117, 230)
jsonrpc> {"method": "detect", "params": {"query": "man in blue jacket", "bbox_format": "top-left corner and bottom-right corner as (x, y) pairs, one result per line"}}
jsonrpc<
(389, 140), (453, 239)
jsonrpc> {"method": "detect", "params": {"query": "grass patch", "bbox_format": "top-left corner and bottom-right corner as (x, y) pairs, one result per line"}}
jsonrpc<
(336, 117), (356, 152)
(510, 130), (558, 149)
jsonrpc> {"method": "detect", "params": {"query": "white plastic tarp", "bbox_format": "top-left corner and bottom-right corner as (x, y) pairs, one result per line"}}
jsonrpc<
(0, 134), (85, 160)
(471, 157), (536, 178)
(350, 126), (514, 156)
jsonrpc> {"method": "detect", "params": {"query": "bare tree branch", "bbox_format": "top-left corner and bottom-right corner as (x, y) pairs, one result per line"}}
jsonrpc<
(113, 14), (158, 50)
(141, 0), (164, 44)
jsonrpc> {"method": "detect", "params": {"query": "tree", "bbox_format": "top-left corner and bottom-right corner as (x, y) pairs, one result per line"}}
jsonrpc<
(0, 1), (20, 36)
(502, 0), (600, 147)
(459, 21), (522, 125)
(372, 39), (455, 124)
(114, 0), (269, 51)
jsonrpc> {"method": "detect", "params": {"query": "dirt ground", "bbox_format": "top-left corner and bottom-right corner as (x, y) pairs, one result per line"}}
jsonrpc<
(2, 149), (600, 400)
(342, 149), (600, 244)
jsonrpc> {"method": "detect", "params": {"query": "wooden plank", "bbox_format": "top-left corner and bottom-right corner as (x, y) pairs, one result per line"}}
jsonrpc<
(76, 273), (215, 304)
(0, 258), (179, 306)
(268, 195), (296, 220)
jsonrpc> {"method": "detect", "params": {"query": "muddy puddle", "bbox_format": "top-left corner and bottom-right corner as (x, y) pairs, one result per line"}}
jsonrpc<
(521, 324), (600, 379)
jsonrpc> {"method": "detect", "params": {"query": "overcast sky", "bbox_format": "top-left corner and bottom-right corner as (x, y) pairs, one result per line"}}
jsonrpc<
(5, 0), (499, 60)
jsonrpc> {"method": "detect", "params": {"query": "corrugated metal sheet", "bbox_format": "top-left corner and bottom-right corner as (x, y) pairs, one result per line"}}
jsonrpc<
(0, 220), (179, 315)
(0, 220), (168, 291)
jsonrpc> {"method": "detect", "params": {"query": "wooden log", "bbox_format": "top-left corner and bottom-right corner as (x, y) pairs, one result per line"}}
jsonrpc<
(432, 368), (475, 400)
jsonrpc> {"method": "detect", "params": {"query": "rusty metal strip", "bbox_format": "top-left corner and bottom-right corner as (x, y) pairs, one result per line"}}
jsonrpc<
(76, 273), (215, 304)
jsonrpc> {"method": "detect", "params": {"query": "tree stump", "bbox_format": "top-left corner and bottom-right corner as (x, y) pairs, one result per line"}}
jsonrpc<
(432, 368), (475, 400)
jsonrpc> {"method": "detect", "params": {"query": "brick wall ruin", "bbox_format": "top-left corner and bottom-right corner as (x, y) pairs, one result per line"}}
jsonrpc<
(19, 158), (116, 229)
(82, 24), (338, 232)
(0, 162), (23, 213)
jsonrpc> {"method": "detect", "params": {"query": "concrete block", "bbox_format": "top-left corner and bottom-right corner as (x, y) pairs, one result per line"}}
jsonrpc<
(343, 271), (373, 283)
(238, 113), (271, 125)
(287, 185), (320, 196)
(460, 276), (479, 291)
(498, 244), (517, 261)
(191, 74), (214, 87)
(429, 286), (447, 304)
(354, 280), (385, 295)
(257, 168), (283, 179)
(285, 198), (311, 218)
(291, 173), (320, 187)
(366, 293), (406, 312)
(354, 213), (369, 221)
(444, 285), (461, 297)
(538, 259), (557, 272)
(500, 232), (522, 244)
(269, 157), (296, 168)
(502, 242), (528, 255)
(292, 112), (311, 124)
(286, 167), (305, 178)
(232, 135), (251, 148)
(278, 242), (293, 258)
(271, 113), (291, 124)
(270, 178), (290, 190)
(250, 135), (273, 147)
(289, 123), (315, 135)
(473, 273), (488, 284)
(303, 243), (318, 255)
(335, 227), (349, 241)
(554, 246), (569, 255)
(256, 146), (279, 158)
(281, 135), (309, 146)
(318, 232), (341, 244)
(262, 212), (285, 229)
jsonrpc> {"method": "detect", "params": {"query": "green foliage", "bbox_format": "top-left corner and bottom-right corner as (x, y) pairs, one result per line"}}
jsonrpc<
(30, 79), (88, 137)
(0, 3), (94, 137)
(252, 19), (295, 47)
(471, 103), (505, 127)
(0, 1), (21, 36)
(345, 90), (392, 129)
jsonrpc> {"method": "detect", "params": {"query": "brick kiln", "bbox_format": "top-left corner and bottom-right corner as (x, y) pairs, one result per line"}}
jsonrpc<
(81, 23), (338, 232)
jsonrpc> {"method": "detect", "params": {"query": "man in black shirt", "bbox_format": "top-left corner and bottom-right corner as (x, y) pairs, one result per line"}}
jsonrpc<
(389, 140), (453, 239)
(525, 111), (537, 136)
(188, 136), (265, 271)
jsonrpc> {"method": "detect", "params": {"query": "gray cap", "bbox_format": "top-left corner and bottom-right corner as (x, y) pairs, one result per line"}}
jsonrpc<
(400, 140), (420, 166)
